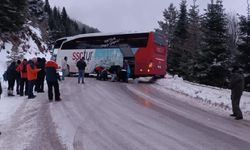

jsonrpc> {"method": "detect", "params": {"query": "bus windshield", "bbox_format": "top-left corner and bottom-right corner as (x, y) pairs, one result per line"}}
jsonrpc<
(51, 38), (67, 60)
(54, 38), (67, 49)
(154, 32), (167, 46)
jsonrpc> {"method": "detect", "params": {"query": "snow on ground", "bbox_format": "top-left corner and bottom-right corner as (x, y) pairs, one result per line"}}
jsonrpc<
(23, 35), (50, 60)
(0, 92), (24, 123)
(26, 24), (42, 39)
(0, 86), (44, 150)
(0, 42), (11, 76)
(154, 74), (250, 118)
(0, 21), (53, 149)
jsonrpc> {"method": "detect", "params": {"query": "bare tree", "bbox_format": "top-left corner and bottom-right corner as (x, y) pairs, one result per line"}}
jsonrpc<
(226, 12), (239, 58)
(247, 0), (250, 20)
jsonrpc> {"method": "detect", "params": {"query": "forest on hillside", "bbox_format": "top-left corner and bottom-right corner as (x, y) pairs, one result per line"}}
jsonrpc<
(156, 0), (250, 91)
(0, 0), (99, 43)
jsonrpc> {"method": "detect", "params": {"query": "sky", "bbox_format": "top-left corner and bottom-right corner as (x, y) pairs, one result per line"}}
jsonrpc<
(48, 0), (247, 33)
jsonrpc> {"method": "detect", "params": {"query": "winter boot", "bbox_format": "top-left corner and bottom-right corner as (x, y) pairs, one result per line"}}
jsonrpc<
(8, 90), (14, 96)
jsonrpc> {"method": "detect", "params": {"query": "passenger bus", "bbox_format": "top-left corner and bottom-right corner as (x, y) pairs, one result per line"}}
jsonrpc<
(52, 31), (167, 78)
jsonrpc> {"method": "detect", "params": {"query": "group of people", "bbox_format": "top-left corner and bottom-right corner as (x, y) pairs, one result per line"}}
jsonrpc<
(61, 56), (130, 83)
(95, 59), (131, 82)
(4, 57), (61, 101)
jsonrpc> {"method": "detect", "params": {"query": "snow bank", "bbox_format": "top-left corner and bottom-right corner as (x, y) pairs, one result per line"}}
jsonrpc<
(156, 74), (250, 115)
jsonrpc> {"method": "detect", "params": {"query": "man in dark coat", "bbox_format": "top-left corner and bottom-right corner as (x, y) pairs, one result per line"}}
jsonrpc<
(230, 67), (245, 120)
(16, 60), (21, 95)
(109, 65), (121, 82)
(0, 81), (2, 98)
(6, 61), (18, 96)
(45, 60), (61, 101)
(76, 57), (86, 84)
(122, 59), (130, 82)
(40, 58), (46, 92)
(35, 57), (46, 92)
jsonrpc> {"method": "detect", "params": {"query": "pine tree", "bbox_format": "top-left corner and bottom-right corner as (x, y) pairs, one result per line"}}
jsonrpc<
(157, 3), (178, 75)
(198, 0), (229, 87)
(170, 0), (189, 77)
(44, 0), (51, 15)
(0, 0), (13, 31)
(50, 7), (65, 39)
(61, 7), (68, 21)
(186, 0), (202, 81)
(81, 27), (86, 34)
(61, 7), (70, 36)
(238, 15), (250, 90)
(158, 3), (178, 47)
(0, 0), (25, 31)
(11, 0), (27, 30)
(72, 21), (80, 35)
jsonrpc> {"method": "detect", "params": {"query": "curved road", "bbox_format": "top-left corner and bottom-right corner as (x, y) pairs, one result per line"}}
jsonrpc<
(1, 77), (250, 150)
(50, 78), (250, 150)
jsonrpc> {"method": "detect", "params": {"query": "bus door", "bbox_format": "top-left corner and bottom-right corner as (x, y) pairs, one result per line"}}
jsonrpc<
(119, 44), (135, 77)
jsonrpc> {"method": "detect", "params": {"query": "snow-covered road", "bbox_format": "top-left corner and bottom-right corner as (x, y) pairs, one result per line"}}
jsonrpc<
(50, 78), (250, 150)
(0, 77), (250, 150)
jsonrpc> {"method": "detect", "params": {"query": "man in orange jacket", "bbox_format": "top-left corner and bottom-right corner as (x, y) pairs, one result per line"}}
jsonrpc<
(16, 59), (28, 96)
(27, 58), (40, 99)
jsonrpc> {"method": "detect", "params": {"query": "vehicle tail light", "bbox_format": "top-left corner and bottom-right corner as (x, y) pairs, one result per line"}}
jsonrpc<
(148, 62), (153, 68)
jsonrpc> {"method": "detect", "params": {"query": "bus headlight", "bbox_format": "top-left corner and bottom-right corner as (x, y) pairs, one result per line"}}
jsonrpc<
(147, 69), (150, 72)
(58, 71), (63, 76)
(140, 69), (143, 72)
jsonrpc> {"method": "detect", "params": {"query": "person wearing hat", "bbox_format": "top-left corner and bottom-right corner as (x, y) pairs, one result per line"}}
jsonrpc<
(229, 66), (245, 120)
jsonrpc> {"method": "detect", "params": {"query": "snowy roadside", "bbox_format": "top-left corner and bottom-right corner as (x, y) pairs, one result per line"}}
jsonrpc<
(153, 74), (250, 119)
(0, 90), (24, 125)
(0, 80), (24, 124)
(0, 81), (34, 150)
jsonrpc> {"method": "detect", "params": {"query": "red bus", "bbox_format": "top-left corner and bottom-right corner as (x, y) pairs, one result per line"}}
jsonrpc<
(133, 32), (167, 78)
(54, 31), (167, 78)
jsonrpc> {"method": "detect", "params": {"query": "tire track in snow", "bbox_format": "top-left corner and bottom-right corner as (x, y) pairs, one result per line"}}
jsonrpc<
(73, 127), (85, 150)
